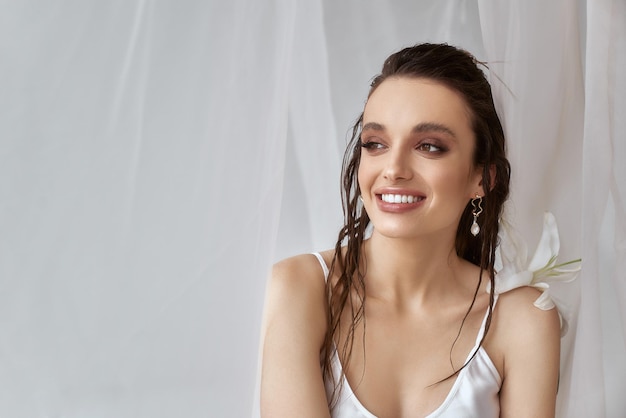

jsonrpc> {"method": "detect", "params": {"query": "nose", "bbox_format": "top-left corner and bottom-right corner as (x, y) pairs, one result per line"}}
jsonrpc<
(383, 148), (413, 181)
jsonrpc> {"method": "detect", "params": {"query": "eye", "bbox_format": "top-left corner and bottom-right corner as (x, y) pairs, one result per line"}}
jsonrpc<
(360, 139), (386, 151)
(417, 142), (446, 154)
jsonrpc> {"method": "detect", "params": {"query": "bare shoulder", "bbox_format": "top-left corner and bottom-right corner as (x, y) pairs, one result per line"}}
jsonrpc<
(269, 253), (329, 301)
(272, 252), (329, 283)
(260, 252), (334, 417)
(493, 286), (561, 341)
(262, 252), (331, 342)
(489, 286), (561, 416)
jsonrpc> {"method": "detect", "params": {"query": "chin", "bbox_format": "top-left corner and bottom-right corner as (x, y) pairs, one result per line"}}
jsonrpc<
(371, 225), (420, 240)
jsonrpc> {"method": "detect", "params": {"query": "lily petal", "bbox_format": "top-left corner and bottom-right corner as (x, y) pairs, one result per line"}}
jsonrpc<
(533, 289), (556, 310)
(492, 270), (534, 294)
(492, 212), (580, 337)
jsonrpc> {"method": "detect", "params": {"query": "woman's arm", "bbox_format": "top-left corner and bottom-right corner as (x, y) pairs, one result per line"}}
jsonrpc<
(497, 287), (561, 418)
(260, 255), (331, 418)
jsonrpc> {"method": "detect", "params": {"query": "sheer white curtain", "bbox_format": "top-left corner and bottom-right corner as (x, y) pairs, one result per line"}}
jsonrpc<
(0, 1), (623, 417)
(1, 1), (295, 416)
(576, 1), (626, 416)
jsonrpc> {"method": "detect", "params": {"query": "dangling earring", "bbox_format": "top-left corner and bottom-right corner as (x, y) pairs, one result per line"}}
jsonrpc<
(470, 194), (483, 236)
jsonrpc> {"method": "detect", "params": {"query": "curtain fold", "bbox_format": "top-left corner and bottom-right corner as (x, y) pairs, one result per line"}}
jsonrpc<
(274, 0), (343, 261)
(476, 1), (590, 415)
(577, 0), (626, 416)
(0, 1), (295, 417)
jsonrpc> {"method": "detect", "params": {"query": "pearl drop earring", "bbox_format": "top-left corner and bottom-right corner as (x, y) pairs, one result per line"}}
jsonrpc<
(470, 194), (483, 236)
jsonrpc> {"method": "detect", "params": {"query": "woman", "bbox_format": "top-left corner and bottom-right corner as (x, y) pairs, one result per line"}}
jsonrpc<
(260, 43), (560, 417)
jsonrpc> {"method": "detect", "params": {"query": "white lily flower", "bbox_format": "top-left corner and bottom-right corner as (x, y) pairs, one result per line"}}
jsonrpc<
(491, 212), (581, 336)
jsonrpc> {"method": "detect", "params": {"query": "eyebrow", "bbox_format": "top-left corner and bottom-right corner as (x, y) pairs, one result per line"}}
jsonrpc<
(362, 121), (457, 138)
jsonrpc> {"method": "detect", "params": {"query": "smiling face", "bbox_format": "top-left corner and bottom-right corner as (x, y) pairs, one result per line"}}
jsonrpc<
(358, 77), (483, 241)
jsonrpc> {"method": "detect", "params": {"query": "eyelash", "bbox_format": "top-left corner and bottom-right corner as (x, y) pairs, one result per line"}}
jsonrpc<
(417, 142), (447, 153)
(360, 140), (385, 150)
(360, 139), (447, 154)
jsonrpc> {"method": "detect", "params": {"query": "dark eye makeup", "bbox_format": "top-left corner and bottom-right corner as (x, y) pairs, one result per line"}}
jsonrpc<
(359, 137), (449, 155)
(417, 142), (448, 153)
(359, 139), (385, 150)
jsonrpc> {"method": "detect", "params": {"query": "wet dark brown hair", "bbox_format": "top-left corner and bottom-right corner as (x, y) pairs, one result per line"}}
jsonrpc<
(322, 43), (511, 405)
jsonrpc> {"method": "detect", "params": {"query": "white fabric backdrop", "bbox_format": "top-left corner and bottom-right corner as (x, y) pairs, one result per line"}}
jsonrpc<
(0, 1), (623, 417)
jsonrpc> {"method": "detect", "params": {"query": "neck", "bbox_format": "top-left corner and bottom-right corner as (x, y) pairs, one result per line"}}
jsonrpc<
(362, 230), (471, 307)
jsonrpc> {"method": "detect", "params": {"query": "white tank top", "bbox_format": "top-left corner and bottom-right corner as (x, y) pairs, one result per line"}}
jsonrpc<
(312, 252), (502, 418)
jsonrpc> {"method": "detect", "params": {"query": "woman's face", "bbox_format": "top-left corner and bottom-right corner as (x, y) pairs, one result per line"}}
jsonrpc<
(358, 77), (483, 241)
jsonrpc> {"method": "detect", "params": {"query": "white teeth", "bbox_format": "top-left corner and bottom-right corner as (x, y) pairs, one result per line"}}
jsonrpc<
(381, 194), (421, 204)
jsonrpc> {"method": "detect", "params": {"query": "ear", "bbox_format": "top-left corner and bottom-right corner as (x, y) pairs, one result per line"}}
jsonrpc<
(471, 164), (496, 197)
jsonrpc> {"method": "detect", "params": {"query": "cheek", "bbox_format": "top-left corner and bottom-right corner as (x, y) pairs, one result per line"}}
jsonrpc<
(426, 161), (467, 183)
(427, 162), (475, 197)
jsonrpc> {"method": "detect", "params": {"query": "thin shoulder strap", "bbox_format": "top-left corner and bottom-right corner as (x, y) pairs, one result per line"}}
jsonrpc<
(311, 252), (330, 282)
(474, 293), (499, 346)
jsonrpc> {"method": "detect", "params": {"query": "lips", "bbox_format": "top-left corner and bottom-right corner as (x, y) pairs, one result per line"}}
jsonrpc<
(380, 193), (424, 204)
(374, 190), (426, 213)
